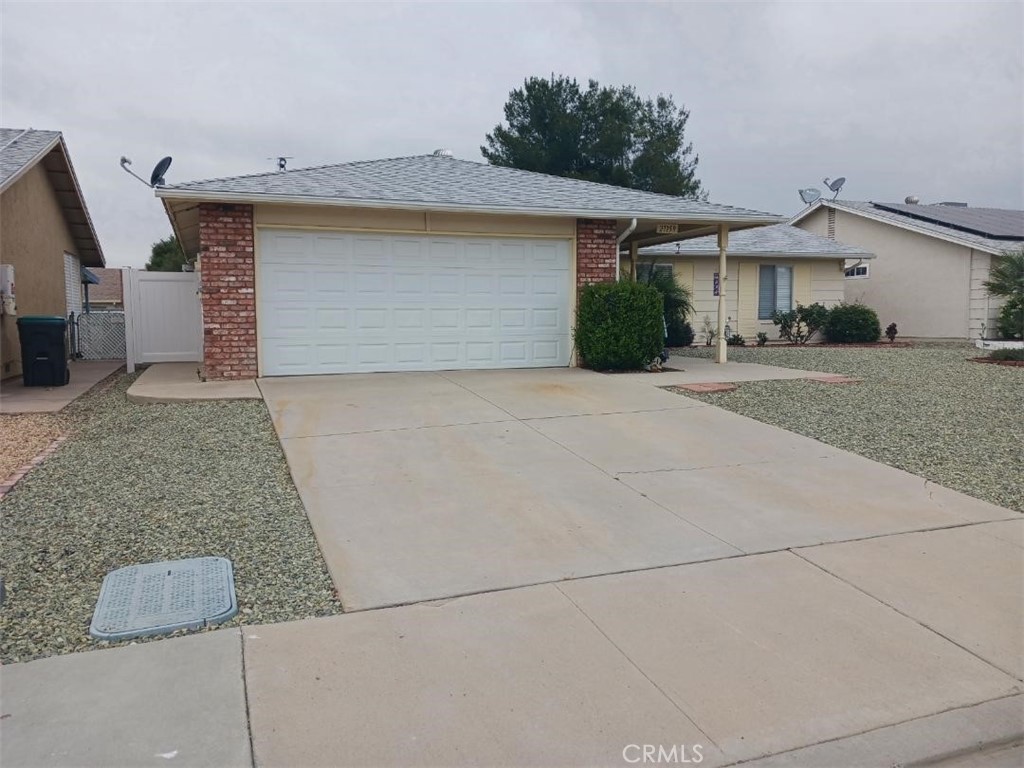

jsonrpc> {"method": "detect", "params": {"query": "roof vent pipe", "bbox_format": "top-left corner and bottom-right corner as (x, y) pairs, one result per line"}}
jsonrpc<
(905, 195), (920, 205)
(432, 149), (454, 158)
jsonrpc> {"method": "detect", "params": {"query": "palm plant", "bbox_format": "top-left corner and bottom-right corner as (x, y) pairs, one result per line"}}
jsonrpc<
(983, 248), (1024, 300)
(637, 262), (695, 346)
(984, 249), (1024, 340)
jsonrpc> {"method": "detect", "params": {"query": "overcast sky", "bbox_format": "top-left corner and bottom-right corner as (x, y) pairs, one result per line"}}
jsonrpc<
(3, 1), (1021, 267)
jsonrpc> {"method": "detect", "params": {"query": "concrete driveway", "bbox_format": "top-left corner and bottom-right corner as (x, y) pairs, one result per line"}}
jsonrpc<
(259, 367), (1013, 611)
(4, 366), (1021, 768)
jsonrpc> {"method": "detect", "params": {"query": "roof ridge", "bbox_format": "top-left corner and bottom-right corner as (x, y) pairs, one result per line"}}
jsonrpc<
(163, 153), (437, 189)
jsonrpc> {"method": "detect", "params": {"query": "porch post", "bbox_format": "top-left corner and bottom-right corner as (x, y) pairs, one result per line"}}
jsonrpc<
(714, 224), (729, 363)
(629, 242), (638, 280)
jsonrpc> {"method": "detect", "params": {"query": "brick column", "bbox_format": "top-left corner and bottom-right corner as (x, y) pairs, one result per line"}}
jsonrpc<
(576, 218), (618, 288)
(197, 203), (257, 380)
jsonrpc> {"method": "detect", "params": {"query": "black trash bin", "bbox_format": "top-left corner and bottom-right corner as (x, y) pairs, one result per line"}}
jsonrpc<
(16, 316), (70, 387)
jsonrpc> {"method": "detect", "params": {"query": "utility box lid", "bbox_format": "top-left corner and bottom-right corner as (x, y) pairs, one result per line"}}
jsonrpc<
(90, 556), (238, 641)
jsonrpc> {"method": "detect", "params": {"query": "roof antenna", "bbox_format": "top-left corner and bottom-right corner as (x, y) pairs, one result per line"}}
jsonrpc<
(119, 155), (172, 187)
(267, 156), (292, 171)
(823, 176), (846, 199)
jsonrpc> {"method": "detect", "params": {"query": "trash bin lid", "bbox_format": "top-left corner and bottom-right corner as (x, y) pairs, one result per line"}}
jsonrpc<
(16, 315), (67, 326)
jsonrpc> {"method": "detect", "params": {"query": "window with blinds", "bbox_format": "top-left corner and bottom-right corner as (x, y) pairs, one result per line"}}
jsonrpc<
(758, 265), (793, 319)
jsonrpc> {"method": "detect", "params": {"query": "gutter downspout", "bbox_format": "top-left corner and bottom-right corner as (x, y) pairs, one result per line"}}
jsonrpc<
(616, 218), (637, 280)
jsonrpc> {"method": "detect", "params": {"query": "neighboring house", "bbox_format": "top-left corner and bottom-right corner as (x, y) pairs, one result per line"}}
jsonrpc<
(86, 267), (124, 310)
(157, 153), (782, 379)
(0, 128), (104, 379)
(791, 199), (1024, 339)
(638, 224), (872, 340)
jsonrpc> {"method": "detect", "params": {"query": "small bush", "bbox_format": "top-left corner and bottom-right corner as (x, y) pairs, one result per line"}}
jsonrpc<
(988, 348), (1024, 361)
(726, 333), (746, 346)
(996, 297), (1024, 340)
(824, 303), (881, 343)
(701, 315), (716, 346)
(668, 319), (695, 347)
(885, 323), (898, 343)
(755, 332), (768, 347)
(773, 303), (829, 344)
(574, 281), (664, 370)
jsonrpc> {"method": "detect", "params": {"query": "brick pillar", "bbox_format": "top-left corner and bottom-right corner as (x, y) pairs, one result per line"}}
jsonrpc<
(576, 218), (618, 288)
(198, 203), (257, 380)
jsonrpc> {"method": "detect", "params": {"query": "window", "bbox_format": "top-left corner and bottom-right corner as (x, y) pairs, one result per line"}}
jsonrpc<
(636, 263), (673, 282)
(844, 264), (869, 279)
(758, 265), (793, 319)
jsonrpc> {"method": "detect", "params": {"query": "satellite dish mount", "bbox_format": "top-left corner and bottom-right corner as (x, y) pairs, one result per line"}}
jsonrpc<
(120, 155), (173, 188)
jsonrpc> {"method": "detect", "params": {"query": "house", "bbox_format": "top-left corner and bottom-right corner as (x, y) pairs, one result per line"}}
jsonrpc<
(0, 128), (105, 379)
(85, 267), (124, 311)
(637, 224), (873, 341)
(791, 199), (1024, 340)
(157, 153), (783, 379)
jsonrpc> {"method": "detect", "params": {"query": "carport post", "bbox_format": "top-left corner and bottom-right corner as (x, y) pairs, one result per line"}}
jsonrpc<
(714, 225), (729, 363)
(629, 242), (638, 280)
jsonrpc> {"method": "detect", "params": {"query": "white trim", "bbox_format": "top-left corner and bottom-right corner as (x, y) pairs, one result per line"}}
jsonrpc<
(157, 187), (784, 225)
(790, 200), (1015, 256)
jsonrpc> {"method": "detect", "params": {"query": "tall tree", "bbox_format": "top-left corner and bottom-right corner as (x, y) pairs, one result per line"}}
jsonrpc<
(482, 75), (704, 198)
(145, 235), (186, 272)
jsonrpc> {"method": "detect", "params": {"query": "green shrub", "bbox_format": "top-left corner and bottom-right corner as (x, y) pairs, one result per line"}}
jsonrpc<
(726, 333), (746, 346)
(575, 281), (664, 370)
(755, 332), (768, 347)
(885, 323), (898, 342)
(824, 303), (881, 343)
(668, 319), (695, 347)
(996, 297), (1024, 340)
(988, 348), (1024, 361)
(772, 303), (829, 344)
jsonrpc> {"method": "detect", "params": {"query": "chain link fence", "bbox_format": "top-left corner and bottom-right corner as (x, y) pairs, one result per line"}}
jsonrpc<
(77, 311), (126, 360)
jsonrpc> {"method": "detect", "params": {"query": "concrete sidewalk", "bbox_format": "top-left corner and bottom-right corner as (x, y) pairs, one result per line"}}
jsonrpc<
(126, 362), (261, 403)
(2, 522), (1021, 767)
(0, 359), (123, 413)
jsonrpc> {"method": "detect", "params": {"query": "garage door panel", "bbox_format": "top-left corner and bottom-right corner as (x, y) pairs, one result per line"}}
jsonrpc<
(259, 230), (571, 375)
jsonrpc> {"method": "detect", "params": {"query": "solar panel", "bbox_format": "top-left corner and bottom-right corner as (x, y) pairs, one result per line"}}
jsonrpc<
(872, 203), (1024, 240)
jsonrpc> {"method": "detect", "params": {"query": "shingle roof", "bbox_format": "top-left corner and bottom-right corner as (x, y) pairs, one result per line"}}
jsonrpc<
(158, 154), (782, 222)
(793, 200), (1024, 255)
(0, 128), (61, 190)
(639, 224), (872, 258)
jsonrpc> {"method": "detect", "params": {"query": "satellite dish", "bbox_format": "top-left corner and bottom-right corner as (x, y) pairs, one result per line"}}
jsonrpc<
(150, 156), (172, 187)
(799, 188), (822, 205)
(823, 176), (846, 199)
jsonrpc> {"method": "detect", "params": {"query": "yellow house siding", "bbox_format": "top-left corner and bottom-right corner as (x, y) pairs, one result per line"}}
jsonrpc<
(794, 263), (812, 305)
(811, 260), (846, 306)
(254, 203), (575, 238)
(0, 164), (80, 379)
(737, 262), (759, 337)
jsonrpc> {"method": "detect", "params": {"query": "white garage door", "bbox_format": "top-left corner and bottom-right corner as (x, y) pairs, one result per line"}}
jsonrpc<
(258, 229), (572, 376)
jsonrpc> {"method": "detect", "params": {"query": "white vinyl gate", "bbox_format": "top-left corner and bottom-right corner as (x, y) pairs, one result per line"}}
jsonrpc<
(124, 270), (202, 372)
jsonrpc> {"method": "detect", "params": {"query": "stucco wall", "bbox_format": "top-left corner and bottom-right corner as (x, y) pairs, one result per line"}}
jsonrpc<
(0, 164), (79, 379)
(797, 207), (990, 338)
(649, 255), (844, 340)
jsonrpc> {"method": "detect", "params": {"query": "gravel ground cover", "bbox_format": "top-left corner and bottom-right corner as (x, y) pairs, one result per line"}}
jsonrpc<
(0, 374), (341, 663)
(0, 413), (68, 481)
(671, 345), (1024, 513)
